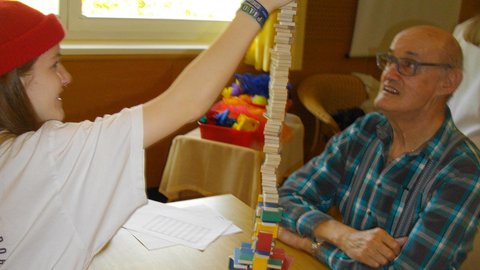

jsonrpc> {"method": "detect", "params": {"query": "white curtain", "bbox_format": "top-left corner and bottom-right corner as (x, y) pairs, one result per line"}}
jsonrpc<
(349, 0), (462, 57)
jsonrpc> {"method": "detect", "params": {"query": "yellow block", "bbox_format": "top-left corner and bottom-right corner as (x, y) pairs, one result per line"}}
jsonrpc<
(255, 221), (279, 238)
(252, 254), (268, 270)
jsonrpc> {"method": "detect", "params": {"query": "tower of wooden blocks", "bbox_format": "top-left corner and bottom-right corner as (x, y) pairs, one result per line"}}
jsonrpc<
(229, 2), (297, 269)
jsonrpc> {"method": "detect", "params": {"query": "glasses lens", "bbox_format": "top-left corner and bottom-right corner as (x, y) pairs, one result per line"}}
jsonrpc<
(376, 53), (417, 76)
(397, 59), (416, 76)
(376, 54), (388, 70)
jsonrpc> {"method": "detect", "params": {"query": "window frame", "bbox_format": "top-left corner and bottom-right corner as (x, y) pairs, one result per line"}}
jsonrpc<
(62, 0), (237, 45)
(52, 0), (306, 70)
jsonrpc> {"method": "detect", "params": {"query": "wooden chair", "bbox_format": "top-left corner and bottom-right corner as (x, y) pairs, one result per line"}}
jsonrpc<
(460, 227), (480, 270)
(297, 73), (368, 157)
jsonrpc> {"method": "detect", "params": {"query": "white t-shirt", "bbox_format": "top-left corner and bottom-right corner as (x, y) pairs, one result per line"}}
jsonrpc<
(0, 106), (147, 270)
(449, 18), (480, 149)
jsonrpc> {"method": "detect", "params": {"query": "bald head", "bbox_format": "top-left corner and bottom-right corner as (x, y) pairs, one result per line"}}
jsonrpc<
(393, 25), (463, 70)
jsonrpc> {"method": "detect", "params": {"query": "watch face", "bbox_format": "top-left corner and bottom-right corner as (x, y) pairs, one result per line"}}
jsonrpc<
(311, 241), (322, 254)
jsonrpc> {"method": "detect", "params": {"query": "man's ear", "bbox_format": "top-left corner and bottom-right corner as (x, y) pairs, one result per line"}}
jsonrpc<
(441, 68), (463, 95)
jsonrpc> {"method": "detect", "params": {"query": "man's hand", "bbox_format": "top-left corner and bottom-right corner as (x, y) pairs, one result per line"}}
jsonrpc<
(280, 220), (409, 268)
(337, 227), (407, 268)
(314, 220), (408, 268)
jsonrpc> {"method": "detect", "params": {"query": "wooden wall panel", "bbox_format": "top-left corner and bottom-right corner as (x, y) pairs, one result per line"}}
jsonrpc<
(289, 0), (380, 157)
(459, 0), (480, 22)
(62, 55), (196, 122)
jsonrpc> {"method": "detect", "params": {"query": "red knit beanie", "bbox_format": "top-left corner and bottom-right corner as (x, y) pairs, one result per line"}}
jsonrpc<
(0, 1), (65, 76)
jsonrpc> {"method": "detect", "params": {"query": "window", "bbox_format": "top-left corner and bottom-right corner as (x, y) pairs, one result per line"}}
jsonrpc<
(81, 0), (237, 21)
(18, 0), (306, 70)
(18, 0), (242, 54)
(18, 0), (59, 14)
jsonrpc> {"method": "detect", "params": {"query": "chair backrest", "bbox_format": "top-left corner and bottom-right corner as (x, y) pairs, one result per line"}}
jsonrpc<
(297, 73), (368, 134)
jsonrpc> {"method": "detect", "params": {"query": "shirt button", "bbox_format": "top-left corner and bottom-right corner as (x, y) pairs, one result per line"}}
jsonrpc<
(367, 210), (372, 215)
(376, 180), (382, 187)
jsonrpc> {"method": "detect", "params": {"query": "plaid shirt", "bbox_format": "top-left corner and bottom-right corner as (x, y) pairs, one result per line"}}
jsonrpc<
(279, 110), (480, 270)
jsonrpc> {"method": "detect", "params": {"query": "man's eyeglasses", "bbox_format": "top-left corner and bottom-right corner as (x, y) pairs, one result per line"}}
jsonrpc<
(376, 53), (452, 77)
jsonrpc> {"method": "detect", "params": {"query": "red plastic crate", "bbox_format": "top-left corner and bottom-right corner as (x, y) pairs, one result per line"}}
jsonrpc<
(198, 121), (264, 150)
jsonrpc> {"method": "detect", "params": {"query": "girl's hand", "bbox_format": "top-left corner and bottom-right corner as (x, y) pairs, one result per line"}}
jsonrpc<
(257, 0), (295, 13)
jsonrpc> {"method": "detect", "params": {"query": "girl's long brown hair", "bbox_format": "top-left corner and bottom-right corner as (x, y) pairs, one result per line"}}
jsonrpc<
(0, 60), (38, 143)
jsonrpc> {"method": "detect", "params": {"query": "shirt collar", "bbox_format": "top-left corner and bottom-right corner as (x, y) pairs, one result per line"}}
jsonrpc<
(376, 108), (457, 161)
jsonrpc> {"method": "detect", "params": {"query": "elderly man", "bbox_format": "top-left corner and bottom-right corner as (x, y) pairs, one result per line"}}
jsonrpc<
(278, 25), (480, 269)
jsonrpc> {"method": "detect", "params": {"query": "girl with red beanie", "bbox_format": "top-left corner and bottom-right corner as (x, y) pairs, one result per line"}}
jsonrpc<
(0, 0), (293, 269)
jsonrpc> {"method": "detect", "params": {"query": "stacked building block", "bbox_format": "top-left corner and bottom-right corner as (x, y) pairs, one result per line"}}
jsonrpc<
(229, 1), (297, 269)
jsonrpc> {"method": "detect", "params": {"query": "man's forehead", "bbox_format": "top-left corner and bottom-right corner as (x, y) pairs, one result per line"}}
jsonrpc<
(390, 31), (443, 58)
(388, 47), (421, 58)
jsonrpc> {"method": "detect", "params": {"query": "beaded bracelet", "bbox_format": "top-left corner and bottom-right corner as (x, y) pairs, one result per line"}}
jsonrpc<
(240, 0), (269, 27)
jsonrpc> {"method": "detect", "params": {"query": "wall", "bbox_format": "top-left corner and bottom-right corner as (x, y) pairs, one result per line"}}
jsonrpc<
(62, 0), (480, 188)
(288, 0), (480, 158)
(292, 0), (479, 85)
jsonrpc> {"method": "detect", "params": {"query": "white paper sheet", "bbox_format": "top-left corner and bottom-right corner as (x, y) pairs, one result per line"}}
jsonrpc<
(178, 204), (242, 236)
(123, 200), (238, 251)
(129, 230), (176, 250)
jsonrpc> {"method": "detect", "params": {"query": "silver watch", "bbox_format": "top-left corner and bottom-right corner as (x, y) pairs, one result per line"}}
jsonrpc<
(311, 239), (323, 255)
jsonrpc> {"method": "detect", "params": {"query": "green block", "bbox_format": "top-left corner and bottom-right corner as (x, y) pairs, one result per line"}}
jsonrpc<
(267, 258), (283, 269)
(261, 209), (282, 223)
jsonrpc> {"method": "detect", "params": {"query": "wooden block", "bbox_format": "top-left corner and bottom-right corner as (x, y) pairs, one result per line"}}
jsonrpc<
(236, 244), (254, 265)
(256, 231), (274, 253)
(252, 253), (269, 270)
(229, 256), (248, 270)
(267, 258), (283, 270)
(255, 221), (279, 238)
(261, 209), (283, 223)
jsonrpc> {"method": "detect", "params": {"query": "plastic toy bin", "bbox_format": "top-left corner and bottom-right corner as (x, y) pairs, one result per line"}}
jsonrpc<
(198, 122), (264, 150)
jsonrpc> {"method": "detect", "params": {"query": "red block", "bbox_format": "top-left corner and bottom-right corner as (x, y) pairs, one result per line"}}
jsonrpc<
(256, 231), (273, 253)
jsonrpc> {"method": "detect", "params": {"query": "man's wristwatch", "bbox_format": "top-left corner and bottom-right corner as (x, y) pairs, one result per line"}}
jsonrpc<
(311, 239), (324, 255)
